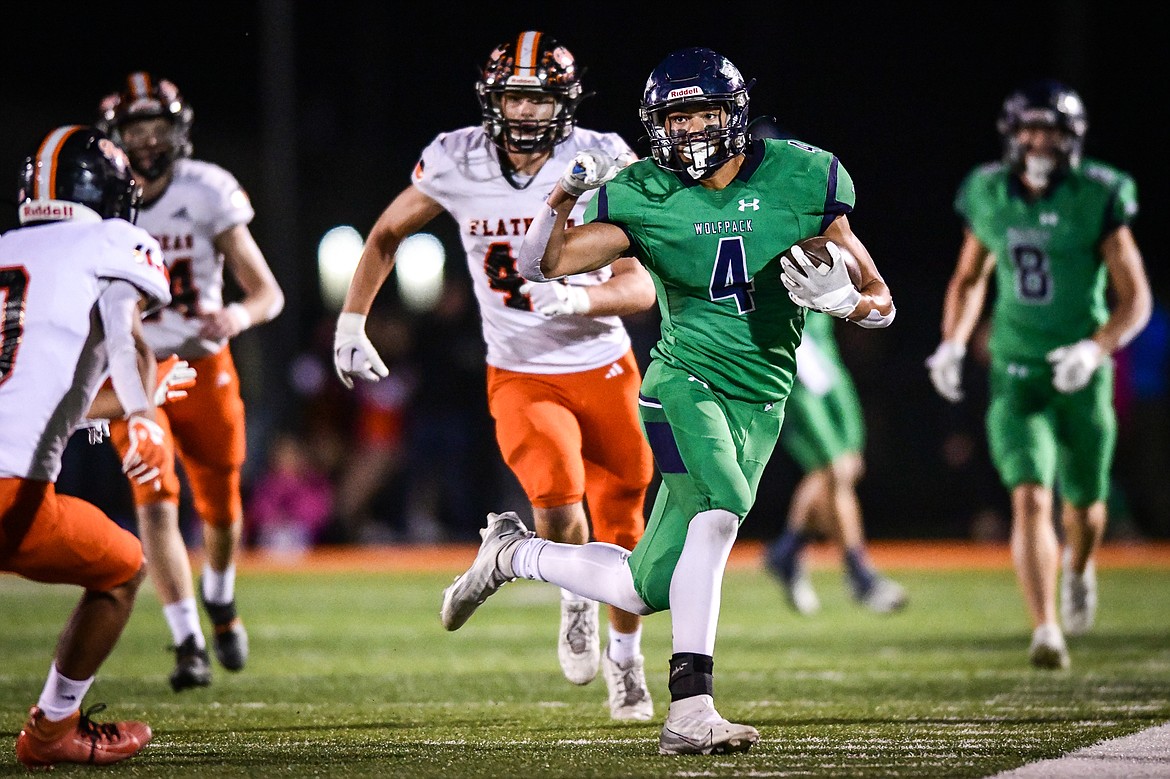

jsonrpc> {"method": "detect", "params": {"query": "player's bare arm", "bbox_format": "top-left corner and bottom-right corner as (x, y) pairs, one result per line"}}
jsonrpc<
(578, 257), (656, 316)
(1095, 224), (1152, 353)
(939, 228), (995, 345)
(822, 215), (894, 323)
(200, 224), (285, 340)
(341, 185), (445, 315)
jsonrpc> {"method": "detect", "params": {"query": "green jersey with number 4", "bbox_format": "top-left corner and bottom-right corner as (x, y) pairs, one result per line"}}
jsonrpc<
(954, 159), (1138, 362)
(585, 138), (856, 404)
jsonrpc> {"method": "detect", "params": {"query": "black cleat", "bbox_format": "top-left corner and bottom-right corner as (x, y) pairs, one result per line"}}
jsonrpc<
(200, 581), (249, 672)
(169, 634), (212, 692)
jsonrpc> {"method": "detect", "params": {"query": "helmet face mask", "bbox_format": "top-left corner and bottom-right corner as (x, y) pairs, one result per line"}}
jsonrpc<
(640, 48), (750, 179)
(997, 79), (1087, 185)
(477, 31), (584, 154)
(97, 72), (194, 181)
(17, 125), (141, 226)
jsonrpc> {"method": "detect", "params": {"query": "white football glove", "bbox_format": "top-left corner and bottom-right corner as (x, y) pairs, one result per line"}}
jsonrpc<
(519, 281), (591, 316)
(559, 149), (621, 197)
(1047, 339), (1104, 394)
(925, 340), (966, 403)
(333, 312), (389, 390)
(779, 241), (861, 318)
(154, 356), (197, 406)
(122, 414), (166, 487)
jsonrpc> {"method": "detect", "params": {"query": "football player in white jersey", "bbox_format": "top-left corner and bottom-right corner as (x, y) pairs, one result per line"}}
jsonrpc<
(96, 72), (285, 691)
(3, 125), (171, 768)
(334, 31), (658, 720)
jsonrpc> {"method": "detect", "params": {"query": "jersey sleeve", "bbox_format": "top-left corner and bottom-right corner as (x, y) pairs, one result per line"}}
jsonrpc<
(824, 156), (856, 225)
(1106, 170), (1139, 232)
(410, 132), (459, 202)
(207, 168), (256, 237)
(95, 220), (172, 313)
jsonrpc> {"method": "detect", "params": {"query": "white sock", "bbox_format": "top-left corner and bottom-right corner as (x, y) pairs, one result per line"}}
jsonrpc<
(513, 538), (651, 615)
(201, 562), (236, 604)
(36, 663), (93, 721)
(163, 598), (205, 648)
(607, 625), (642, 664)
(669, 509), (738, 656)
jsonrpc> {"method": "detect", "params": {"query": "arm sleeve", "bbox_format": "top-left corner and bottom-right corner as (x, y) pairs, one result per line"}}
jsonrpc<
(97, 279), (152, 417)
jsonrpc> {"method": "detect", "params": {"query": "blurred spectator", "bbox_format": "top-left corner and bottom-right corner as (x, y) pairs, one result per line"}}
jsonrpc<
(247, 432), (334, 556)
(1114, 298), (1170, 538)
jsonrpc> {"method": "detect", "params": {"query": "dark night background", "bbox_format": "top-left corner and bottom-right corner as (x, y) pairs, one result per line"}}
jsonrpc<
(2, 2), (1166, 543)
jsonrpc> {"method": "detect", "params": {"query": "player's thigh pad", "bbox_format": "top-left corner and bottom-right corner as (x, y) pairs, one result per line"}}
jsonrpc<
(628, 361), (782, 609)
(487, 366), (586, 507)
(987, 363), (1058, 489)
(576, 351), (653, 550)
(0, 479), (143, 591)
(1054, 366), (1116, 505)
(167, 349), (247, 525)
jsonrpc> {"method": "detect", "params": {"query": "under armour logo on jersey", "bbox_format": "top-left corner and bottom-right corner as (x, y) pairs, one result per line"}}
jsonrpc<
(170, 206), (192, 220)
(738, 198), (760, 212)
(1007, 363), (1030, 378)
(1040, 212), (1059, 226)
(604, 362), (625, 379)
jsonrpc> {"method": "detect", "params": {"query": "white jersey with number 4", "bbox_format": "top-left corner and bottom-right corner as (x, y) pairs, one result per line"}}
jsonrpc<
(0, 219), (170, 481)
(412, 127), (635, 374)
(136, 157), (255, 360)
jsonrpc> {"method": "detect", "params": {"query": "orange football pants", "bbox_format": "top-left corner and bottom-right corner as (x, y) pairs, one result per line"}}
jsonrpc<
(1, 478), (144, 591)
(109, 347), (246, 527)
(487, 349), (652, 552)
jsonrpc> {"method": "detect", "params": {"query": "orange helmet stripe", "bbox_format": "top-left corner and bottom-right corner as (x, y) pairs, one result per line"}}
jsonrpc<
(126, 71), (154, 101)
(514, 30), (542, 77)
(32, 125), (84, 200)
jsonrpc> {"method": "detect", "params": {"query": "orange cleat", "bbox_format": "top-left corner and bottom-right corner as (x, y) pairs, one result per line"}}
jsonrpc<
(15, 704), (152, 768)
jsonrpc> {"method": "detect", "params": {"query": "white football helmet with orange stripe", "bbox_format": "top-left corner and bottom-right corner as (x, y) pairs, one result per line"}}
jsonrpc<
(476, 30), (585, 154)
(16, 125), (140, 225)
(97, 71), (194, 181)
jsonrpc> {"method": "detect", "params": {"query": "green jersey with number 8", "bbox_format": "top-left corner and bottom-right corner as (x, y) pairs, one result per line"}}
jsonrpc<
(585, 137), (856, 404)
(954, 158), (1138, 363)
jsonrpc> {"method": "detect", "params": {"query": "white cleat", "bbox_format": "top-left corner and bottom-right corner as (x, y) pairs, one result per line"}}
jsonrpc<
(1029, 623), (1070, 670)
(440, 512), (533, 631)
(558, 599), (600, 684)
(602, 652), (653, 721)
(1061, 550), (1097, 636)
(857, 576), (909, 614)
(788, 571), (822, 615)
(658, 694), (759, 755)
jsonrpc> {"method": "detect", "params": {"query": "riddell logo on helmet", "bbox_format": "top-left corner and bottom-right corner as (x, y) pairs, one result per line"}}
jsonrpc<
(667, 86), (704, 100)
(20, 202), (74, 221)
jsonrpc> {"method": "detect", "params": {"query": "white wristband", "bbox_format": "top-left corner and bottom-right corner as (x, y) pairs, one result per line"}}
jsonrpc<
(226, 302), (253, 332)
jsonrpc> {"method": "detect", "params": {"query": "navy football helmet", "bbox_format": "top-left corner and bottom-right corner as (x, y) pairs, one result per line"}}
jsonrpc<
(997, 79), (1088, 172)
(97, 72), (194, 181)
(476, 31), (585, 154)
(639, 48), (751, 178)
(17, 125), (140, 225)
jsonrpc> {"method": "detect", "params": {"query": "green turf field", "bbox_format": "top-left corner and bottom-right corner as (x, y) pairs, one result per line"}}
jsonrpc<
(2, 560), (1168, 777)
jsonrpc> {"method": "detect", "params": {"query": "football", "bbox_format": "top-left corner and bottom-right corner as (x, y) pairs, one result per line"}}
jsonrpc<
(781, 235), (863, 289)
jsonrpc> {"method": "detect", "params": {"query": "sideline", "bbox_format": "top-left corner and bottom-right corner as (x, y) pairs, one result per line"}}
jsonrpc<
(231, 540), (1170, 574)
(988, 722), (1170, 778)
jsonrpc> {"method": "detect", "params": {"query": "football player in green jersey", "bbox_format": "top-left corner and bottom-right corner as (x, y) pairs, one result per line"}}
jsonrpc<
(440, 47), (895, 755)
(765, 310), (909, 615)
(927, 80), (1152, 669)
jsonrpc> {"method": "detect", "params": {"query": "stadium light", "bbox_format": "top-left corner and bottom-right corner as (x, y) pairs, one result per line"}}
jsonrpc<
(394, 233), (446, 312)
(316, 225), (364, 310)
